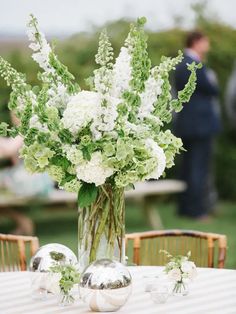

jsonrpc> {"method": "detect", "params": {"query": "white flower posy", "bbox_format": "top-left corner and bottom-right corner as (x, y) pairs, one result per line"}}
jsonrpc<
(162, 251), (197, 284)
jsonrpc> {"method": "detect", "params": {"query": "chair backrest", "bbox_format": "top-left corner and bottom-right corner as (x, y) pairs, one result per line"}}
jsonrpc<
(0, 233), (39, 271)
(125, 230), (227, 268)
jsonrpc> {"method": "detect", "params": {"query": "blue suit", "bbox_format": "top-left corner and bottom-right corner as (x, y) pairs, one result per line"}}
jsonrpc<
(174, 54), (221, 218)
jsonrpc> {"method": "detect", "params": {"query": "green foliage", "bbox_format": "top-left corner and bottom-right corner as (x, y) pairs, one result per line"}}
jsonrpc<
(78, 182), (98, 208)
(127, 17), (151, 93)
(0, 122), (9, 136)
(50, 263), (80, 303)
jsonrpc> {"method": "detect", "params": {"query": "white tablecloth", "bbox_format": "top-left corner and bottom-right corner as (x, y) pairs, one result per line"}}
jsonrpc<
(0, 267), (236, 314)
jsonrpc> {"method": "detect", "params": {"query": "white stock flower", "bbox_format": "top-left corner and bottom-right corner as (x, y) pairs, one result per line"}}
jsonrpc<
(111, 47), (132, 98)
(76, 151), (114, 186)
(138, 75), (163, 119)
(168, 268), (182, 282)
(145, 138), (166, 180)
(62, 91), (101, 135)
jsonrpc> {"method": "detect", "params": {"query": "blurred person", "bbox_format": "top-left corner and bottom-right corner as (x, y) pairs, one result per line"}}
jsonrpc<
(0, 114), (53, 197)
(225, 61), (236, 126)
(173, 31), (221, 220)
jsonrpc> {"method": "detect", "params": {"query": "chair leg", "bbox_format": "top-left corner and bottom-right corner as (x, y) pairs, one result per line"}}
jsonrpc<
(143, 197), (163, 230)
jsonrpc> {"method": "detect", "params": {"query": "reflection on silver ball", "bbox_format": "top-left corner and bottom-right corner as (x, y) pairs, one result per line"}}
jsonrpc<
(79, 259), (132, 312)
(30, 243), (78, 272)
(29, 243), (78, 296)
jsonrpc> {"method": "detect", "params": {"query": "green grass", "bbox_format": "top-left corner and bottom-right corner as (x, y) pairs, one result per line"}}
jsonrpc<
(0, 201), (235, 269)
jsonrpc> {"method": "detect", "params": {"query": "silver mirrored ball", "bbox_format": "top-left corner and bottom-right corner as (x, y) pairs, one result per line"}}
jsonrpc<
(79, 259), (132, 312)
(30, 243), (78, 272)
(29, 243), (78, 296)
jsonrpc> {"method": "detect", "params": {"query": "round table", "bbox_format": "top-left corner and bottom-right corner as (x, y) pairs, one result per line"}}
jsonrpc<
(0, 266), (235, 314)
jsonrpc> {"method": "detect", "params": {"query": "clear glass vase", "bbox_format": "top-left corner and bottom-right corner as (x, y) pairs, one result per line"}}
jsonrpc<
(57, 291), (75, 307)
(78, 184), (125, 271)
(172, 281), (189, 296)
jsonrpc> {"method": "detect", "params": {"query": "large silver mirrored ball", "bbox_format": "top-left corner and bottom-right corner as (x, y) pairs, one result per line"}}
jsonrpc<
(79, 259), (132, 312)
(30, 243), (78, 272)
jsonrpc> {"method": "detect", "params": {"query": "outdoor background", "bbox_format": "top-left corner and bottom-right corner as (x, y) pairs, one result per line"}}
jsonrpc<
(0, 0), (236, 268)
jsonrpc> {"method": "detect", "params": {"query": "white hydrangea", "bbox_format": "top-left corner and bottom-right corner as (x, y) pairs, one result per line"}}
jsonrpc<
(138, 73), (163, 119)
(62, 144), (83, 165)
(145, 138), (166, 180)
(111, 47), (132, 98)
(76, 151), (114, 186)
(62, 91), (101, 135)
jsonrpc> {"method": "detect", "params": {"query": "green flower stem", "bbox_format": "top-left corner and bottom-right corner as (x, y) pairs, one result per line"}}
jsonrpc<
(78, 184), (125, 268)
(173, 281), (186, 294)
(89, 198), (110, 263)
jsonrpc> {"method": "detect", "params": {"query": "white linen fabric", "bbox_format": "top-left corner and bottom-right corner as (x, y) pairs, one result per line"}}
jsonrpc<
(0, 267), (236, 314)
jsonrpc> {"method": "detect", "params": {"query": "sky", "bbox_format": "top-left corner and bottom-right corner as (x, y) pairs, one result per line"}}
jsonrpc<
(0, 0), (235, 36)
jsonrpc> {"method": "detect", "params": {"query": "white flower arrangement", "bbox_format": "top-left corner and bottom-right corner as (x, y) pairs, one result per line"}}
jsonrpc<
(0, 15), (200, 206)
(161, 250), (197, 294)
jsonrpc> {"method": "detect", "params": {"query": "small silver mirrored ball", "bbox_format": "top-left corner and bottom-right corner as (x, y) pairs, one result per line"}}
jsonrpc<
(29, 243), (78, 295)
(79, 259), (132, 312)
(30, 243), (78, 272)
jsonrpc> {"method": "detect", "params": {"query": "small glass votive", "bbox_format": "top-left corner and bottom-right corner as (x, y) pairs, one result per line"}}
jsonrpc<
(150, 284), (169, 304)
(143, 274), (160, 292)
(30, 272), (48, 301)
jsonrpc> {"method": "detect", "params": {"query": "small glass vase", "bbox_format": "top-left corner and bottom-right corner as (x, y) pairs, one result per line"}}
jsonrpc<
(57, 291), (75, 307)
(78, 184), (125, 271)
(172, 281), (189, 296)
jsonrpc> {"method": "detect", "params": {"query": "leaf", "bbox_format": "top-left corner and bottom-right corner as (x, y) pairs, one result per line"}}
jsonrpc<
(77, 182), (98, 208)
(51, 156), (71, 169)
(82, 147), (91, 161)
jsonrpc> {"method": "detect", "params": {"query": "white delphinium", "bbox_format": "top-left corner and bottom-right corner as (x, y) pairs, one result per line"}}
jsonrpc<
(76, 151), (114, 186)
(29, 115), (48, 132)
(27, 15), (53, 73)
(28, 31), (52, 73)
(15, 95), (27, 112)
(91, 96), (120, 140)
(94, 68), (113, 95)
(111, 47), (132, 98)
(47, 83), (69, 109)
(145, 138), (166, 180)
(138, 71), (163, 119)
(62, 91), (101, 135)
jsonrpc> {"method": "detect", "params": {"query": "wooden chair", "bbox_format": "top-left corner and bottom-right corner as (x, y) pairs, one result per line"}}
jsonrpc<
(0, 233), (39, 271)
(126, 230), (227, 268)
